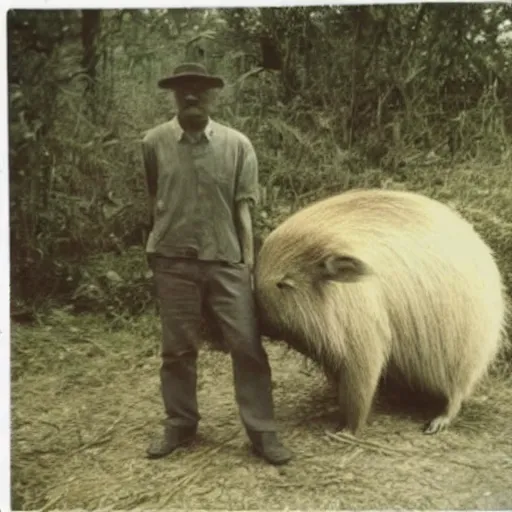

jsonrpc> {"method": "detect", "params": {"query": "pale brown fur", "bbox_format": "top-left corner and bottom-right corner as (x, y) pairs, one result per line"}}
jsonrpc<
(254, 189), (508, 435)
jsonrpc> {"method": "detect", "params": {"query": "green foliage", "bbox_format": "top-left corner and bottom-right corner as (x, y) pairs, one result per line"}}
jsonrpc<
(8, 6), (512, 326)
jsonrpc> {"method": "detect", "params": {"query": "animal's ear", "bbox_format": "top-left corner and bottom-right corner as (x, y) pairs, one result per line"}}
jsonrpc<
(319, 254), (371, 282)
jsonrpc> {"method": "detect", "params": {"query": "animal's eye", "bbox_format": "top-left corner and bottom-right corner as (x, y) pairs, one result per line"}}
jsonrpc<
(277, 277), (295, 289)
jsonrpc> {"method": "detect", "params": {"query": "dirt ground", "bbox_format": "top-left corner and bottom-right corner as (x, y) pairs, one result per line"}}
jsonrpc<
(11, 310), (512, 510)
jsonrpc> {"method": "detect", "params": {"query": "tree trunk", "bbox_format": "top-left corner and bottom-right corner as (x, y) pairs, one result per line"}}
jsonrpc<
(81, 9), (101, 118)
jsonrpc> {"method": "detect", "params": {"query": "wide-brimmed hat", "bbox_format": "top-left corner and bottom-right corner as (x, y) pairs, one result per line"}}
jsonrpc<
(158, 62), (225, 90)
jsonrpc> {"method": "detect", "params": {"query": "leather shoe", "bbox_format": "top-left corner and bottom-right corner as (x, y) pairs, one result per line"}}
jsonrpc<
(248, 430), (293, 465)
(146, 424), (197, 459)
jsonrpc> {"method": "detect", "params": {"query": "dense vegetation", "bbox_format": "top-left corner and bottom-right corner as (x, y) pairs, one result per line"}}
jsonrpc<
(9, 5), (512, 322)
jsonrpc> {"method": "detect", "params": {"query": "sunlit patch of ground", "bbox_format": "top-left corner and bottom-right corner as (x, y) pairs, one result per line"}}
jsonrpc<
(11, 310), (512, 510)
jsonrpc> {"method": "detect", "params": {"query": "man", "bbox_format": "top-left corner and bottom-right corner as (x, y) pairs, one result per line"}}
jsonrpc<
(142, 62), (292, 465)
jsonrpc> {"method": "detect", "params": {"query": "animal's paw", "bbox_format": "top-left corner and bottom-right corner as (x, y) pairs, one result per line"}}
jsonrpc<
(333, 418), (364, 437)
(423, 415), (450, 435)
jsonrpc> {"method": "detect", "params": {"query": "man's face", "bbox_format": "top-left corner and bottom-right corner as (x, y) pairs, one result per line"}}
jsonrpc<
(173, 80), (215, 130)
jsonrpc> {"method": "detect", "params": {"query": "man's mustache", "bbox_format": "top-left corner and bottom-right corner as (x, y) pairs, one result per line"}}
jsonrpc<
(182, 104), (205, 117)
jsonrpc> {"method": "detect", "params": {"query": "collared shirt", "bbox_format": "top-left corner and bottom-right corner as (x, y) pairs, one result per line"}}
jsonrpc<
(142, 116), (259, 262)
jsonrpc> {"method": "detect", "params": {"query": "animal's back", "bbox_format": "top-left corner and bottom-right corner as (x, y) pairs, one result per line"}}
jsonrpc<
(268, 189), (506, 395)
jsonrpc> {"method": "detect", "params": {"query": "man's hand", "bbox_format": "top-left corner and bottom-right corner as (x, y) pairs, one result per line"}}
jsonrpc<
(248, 264), (255, 289)
(242, 256), (255, 288)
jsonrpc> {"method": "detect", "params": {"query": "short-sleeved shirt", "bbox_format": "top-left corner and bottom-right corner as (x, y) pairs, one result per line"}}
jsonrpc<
(142, 116), (259, 263)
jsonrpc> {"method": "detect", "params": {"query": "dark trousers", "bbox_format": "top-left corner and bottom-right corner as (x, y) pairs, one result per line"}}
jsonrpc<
(151, 255), (276, 433)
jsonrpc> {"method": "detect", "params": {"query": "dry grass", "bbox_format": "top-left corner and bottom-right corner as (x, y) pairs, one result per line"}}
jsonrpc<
(11, 307), (512, 511)
(11, 162), (512, 510)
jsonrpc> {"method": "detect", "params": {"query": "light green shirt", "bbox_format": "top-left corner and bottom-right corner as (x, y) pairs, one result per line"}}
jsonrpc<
(142, 116), (259, 263)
